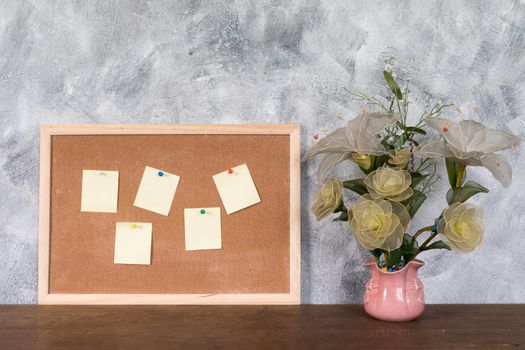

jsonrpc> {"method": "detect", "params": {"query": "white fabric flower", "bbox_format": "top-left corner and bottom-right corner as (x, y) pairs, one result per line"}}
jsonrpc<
(415, 118), (520, 187)
(303, 113), (401, 181)
(395, 129), (405, 136)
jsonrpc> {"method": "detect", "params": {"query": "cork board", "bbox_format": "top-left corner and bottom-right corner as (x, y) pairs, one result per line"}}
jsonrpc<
(39, 124), (300, 305)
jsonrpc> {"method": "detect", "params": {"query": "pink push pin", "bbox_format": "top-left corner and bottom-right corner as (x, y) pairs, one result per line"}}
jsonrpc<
(313, 132), (319, 140)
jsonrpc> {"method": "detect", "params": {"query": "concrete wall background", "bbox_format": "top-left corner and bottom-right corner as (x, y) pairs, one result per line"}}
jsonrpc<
(1, 0), (524, 303)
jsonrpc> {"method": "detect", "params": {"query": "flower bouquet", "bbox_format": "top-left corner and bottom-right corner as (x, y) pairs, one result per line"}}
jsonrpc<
(303, 62), (520, 321)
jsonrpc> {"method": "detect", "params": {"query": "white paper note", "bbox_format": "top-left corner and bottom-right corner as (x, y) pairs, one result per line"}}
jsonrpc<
(184, 207), (222, 251)
(81, 170), (119, 213)
(212, 164), (261, 215)
(114, 222), (152, 265)
(134, 166), (180, 216)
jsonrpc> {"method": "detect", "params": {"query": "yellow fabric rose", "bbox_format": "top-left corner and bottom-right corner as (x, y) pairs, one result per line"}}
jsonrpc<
(348, 195), (410, 250)
(363, 167), (413, 202)
(311, 178), (343, 221)
(388, 148), (412, 169)
(438, 202), (485, 252)
(351, 152), (371, 169)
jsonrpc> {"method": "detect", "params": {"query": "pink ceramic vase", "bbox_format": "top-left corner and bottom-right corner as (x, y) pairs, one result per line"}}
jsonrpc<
(364, 259), (425, 322)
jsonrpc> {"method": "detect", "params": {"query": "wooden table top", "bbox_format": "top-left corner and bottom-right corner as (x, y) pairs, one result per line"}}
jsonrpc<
(1, 305), (523, 349)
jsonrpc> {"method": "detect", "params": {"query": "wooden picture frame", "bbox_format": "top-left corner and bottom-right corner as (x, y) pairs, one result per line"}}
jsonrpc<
(39, 124), (301, 305)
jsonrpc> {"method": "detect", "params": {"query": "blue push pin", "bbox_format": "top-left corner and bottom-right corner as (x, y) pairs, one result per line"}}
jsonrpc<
(158, 171), (164, 177)
(200, 209), (206, 214)
(388, 267), (393, 273)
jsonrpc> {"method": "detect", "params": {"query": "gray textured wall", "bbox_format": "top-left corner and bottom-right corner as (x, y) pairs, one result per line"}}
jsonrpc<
(1, 0), (524, 304)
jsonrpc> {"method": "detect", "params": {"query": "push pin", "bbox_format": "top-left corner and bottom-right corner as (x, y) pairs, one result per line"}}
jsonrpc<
(130, 223), (138, 229)
(200, 209), (206, 214)
(158, 171), (164, 177)
(228, 168), (234, 174)
(443, 126), (449, 132)
(313, 133), (319, 140)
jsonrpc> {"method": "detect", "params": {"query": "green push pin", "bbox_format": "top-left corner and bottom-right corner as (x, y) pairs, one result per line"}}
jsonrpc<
(200, 209), (206, 214)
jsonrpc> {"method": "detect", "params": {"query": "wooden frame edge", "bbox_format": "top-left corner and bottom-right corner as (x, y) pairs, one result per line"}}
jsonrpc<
(38, 125), (52, 303)
(38, 293), (300, 305)
(40, 124), (299, 135)
(38, 124), (301, 305)
(289, 125), (301, 304)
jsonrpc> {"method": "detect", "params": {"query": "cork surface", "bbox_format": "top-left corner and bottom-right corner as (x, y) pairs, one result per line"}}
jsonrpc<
(49, 134), (290, 294)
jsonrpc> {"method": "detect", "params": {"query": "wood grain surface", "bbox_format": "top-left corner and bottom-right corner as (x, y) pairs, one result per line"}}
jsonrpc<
(1, 305), (523, 349)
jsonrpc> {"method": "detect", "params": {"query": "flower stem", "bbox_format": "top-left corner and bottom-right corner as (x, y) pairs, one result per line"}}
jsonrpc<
(455, 163), (466, 187)
(420, 232), (438, 249)
(411, 225), (434, 245)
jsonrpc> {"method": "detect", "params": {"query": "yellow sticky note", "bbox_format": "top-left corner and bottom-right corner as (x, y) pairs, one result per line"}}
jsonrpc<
(212, 164), (261, 215)
(134, 166), (180, 216)
(184, 207), (222, 250)
(81, 170), (119, 213)
(114, 222), (152, 265)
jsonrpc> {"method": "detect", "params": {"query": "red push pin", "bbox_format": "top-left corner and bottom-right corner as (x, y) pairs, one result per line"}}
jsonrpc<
(443, 126), (449, 132)
(313, 132), (319, 140)
(228, 168), (234, 174)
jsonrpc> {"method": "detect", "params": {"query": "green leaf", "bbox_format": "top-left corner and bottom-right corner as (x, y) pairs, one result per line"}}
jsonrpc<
(343, 179), (368, 195)
(335, 200), (346, 213)
(358, 165), (370, 174)
(383, 70), (403, 100)
(333, 212), (349, 222)
(419, 240), (451, 251)
(402, 233), (419, 253)
(411, 172), (429, 188)
(401, 234), (420, 263)
(446, 181), (489, 205)
(405, 126), (427, 135)
(369, 248), (382, 259)
(403, 233), (418, 250)
(445, 188), (454, 204)
(396, 121), (406, 130)
(403, 190), (427, 217)
(385, 249), (403, 267)
(445, 158), (457, 188)
(370, 154), (390, 171)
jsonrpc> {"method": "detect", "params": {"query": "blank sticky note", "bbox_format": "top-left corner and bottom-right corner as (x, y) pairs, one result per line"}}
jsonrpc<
(184, 207), (222, 250)
(134, 166), (180, 216)
(114, 222), (152, 265)
(81, 170), (119, 213)
(212, 164), (261, 215)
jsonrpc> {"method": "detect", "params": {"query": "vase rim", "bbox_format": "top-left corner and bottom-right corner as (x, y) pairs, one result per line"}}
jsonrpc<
(365, 258), (425, 274)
